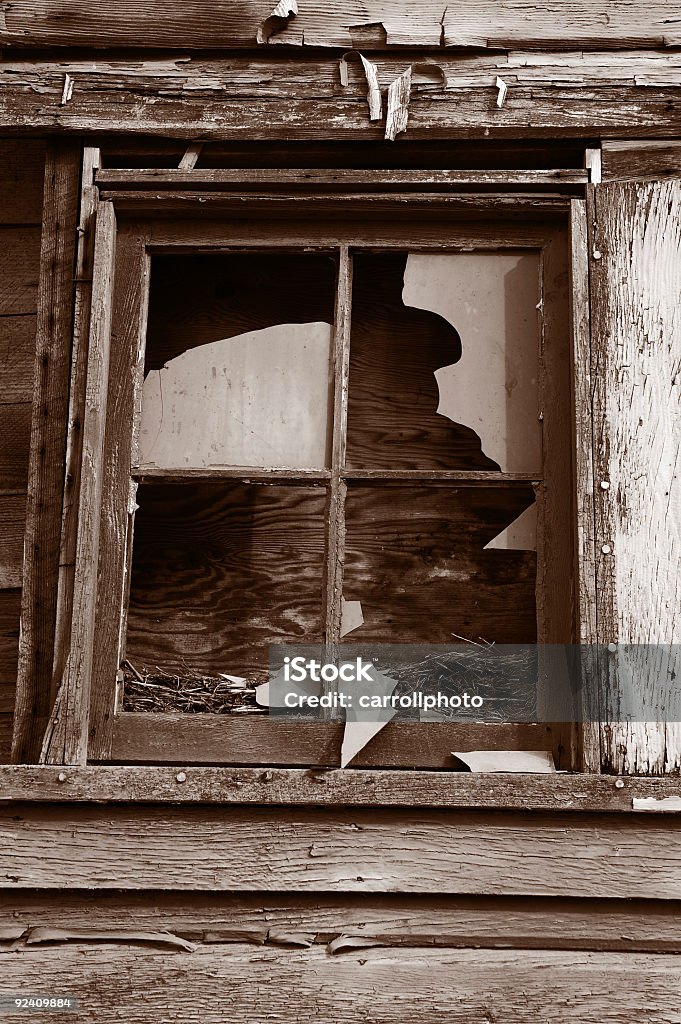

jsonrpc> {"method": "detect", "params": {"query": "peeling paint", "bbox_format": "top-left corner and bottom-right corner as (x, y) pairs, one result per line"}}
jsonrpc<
(385, 65), (411, 141)
(339, 50), (382, 121)
(632, 796), (681, 812)
(256, 0), (298, 45)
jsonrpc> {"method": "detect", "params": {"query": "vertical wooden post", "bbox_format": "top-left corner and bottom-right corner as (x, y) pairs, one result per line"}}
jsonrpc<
(324, 245), (353, 647)
(570, 197), (601, 772)
(589, 180), (681, 774)
(41, 201), (117, 766)
(51, 147), (101, 714)
(12, 140), (81, 764)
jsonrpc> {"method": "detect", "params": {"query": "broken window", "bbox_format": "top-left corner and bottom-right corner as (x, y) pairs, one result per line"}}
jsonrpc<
(108, 228), (572, 770)
(29, 199), (573, 769)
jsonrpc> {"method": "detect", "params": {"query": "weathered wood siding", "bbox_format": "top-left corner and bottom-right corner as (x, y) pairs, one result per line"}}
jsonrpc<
(1, 1), (679, 50)
(589, 180), (681, 774)
(4, 53), (681, 140)
(0, 139), (45, 762)
(1, 942), (679, 1023)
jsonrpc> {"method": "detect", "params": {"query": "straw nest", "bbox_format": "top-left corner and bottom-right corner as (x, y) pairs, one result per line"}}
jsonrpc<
(122, 663), (263, 714)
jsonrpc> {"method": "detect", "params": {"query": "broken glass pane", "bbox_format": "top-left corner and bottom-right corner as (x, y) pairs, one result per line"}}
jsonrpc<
(346, 251), (541, 473)
(139, 253), (337, 470)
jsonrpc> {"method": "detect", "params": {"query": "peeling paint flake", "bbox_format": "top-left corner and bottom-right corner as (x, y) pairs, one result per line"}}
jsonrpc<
(267, 930), (316, 947)
(632, 796), (681, 812)
(339, 50), (382, 121)
(25, 927), (195, 951)
(412, 62), (447, 87)
(328, 934), (383, 954)
(340, 598), (364, 638)
(60, 72), (74, 105)
(341, 666), (399, 768)
(256, 0), (298, 45)
(452, 750), (556, 773)
(385, 65), (412, 141)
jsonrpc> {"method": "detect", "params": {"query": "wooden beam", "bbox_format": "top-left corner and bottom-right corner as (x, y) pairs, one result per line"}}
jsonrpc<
(100, 192), (570, 220)
(1, 803), (681, 896)
(108, 715), (564, 768)
(51, 147), (101, 723)
(0, 2), (678, 50)
(3, 54), (681, 140)
(602, 139), (681, 181)
(11, 140), (80, 764)
(0, 765), (680, 811)
(40, 202), (117, 766)
(95, 169), (589, 189)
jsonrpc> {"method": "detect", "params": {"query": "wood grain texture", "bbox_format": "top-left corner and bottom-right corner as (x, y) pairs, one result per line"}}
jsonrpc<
(0, 314), (37, 403)
(51, 147), (101, 718)
(4, 891), (681, 952)
(1, 804), (681, 897)
(325, 246), (352, 647)
(344, 484), (537, 644)
(0, 403), (30, 493)
(126, 483), (327, 678)
(11, 141), (80, 765)
(570, 200), (600, 773)
(86, 231), (147, 762)
(589, 182), (681, 775)
(602, 140), (681, 182)
(0, 494), (25, 589)
(0, 589), (20, 685)
(1, 765), (680, 812)
(0, 713), (11, 762)
(0, 138), (45, 223)
(347, 251), (500, 471)
(0, 2), (679, 49)
(40, 201), (115, 767)
(110, 715), (557, 768)
(0, 945), (680, 1024)
(4, 53), (681, 139)
(96, 168), (589, 190)
(0, 226), (40, 314)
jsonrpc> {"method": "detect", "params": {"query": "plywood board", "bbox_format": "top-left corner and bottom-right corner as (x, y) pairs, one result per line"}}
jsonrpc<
(403, 253), (541, 474)
(139, 323), (332, 470)
(126, 482), (327, 678)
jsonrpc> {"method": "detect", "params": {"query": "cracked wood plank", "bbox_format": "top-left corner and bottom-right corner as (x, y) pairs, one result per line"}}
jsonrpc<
(4, 891), (681, 951)
(1, 804), (681, 897)
(0, 1), (678, 50)
(4, 53), (681, 139)
(0, 945), (679, 1023)
(589, 181), (681, 775)
(2, 765), (681, 810)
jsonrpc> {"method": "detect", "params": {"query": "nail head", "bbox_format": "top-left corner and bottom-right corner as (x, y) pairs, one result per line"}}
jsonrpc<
(607, 643), (618, 653)
(615, 779), (625, 789)
(57, 772), (67, 783)
(175, 771), (187, 783)
(601, 544), (612, 554)
(600, 480), (610, 490)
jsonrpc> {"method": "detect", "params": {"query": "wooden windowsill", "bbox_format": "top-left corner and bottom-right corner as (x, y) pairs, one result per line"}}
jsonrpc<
(0, 765), (679, 813)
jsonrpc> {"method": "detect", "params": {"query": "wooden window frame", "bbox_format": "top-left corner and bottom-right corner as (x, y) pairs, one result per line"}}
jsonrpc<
(14, 158), (599, 776)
